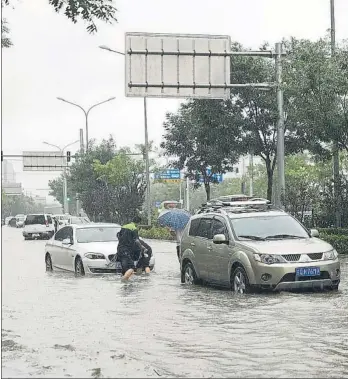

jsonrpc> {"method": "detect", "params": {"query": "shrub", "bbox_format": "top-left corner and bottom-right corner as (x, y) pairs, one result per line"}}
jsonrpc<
(319, 233), (348, 254)
(139, 226), (175, 241)
(318, 228), (348, 236)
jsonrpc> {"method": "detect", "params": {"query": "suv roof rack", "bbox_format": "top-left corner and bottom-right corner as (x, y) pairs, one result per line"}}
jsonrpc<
(196, 200), (284, 215)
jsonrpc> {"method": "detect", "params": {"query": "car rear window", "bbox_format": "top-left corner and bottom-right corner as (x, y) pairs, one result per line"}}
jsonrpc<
(25, 215), (46, 225)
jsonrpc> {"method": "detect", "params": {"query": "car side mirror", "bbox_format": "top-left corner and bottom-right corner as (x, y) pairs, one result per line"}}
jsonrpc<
(213, 234), (228, 244)
(310, 229), (319, 237)
(62, 238), (73, 245)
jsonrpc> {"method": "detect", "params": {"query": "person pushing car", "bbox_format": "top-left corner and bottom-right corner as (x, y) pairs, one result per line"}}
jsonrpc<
(117, 215), (151, 281)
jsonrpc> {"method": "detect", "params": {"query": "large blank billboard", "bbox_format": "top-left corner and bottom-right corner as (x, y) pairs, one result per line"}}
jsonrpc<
(125, 33), (231, 99)
(23, 151), (67, 171)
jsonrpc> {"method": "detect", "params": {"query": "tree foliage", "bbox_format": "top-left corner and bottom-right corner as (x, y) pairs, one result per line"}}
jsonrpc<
(2, 0), (117, 48)
(48, 137), (147, 224)
(160, 99), (244, 201)
(93, 148), (147, 224)
(1, 191), (44, 217)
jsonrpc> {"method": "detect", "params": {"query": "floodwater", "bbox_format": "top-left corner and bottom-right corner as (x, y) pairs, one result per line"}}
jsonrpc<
(2, 226), (348, 378)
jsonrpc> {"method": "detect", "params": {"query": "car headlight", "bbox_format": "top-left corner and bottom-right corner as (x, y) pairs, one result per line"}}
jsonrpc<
(84, 253), (105, 260)
(323, 249), (338, 261)
(253, 253), (286, 265)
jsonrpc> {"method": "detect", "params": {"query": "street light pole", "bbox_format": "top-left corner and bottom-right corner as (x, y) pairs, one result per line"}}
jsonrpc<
(43, 140), (79, 214)
(99, 45), (152, 226)
(56, 97), (116, 151)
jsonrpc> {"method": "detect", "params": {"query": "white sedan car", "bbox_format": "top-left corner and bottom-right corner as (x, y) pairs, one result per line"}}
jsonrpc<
(44, 223), (155, 276)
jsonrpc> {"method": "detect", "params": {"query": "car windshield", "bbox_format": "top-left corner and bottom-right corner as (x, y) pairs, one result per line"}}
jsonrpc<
(229, 214), (309, 240)
(76, 227), (121, 243)
(25, 215), (46, 225)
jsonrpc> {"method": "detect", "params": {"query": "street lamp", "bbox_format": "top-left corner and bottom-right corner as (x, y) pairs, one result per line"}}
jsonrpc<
(43, 140), (79, 214)
(99, 45), (152, 226)
(56, 96), (116, 151)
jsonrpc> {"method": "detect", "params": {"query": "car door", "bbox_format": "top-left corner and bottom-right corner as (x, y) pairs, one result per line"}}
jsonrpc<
(60, 226), (76, 271)
(50, 227), (68, 269)
(193, 216), (214, 281)
(206, 217), (234, 285)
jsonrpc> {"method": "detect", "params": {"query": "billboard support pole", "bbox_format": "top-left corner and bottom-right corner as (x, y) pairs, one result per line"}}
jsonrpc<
(144, 97), (151, 226)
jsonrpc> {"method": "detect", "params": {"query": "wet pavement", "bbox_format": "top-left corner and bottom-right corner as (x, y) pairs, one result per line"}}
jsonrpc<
(2, 226), (348, 378)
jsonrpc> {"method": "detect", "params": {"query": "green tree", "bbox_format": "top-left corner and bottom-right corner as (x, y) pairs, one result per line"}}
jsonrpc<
(93, 148), (147, 224)
(48, 136), (117, 221)
(230, 42), (308, 201)
(160, 99), (244, 201)
(2, 0), (117, 48)
(283, 37), (348, 156)
(48, 176), (76, 215)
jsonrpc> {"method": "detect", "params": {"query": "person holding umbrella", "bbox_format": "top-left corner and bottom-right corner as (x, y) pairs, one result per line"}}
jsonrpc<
(158, 208), (191, 262)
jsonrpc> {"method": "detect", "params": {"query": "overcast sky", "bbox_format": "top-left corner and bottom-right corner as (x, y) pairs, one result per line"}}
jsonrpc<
(2, 0), (348, 199)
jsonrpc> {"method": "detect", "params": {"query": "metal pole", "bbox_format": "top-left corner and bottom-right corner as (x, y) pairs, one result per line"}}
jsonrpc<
(63, 160), (68, 214)
(76, 193), (80, 216)
(179, 178), (182, 206)
(79, 128), (84, 152)
(144, 97), (151, 226)
(85, 113), (89, 151)
(249, 153), (254, 197)
(186, 176), (190, 212)
(331, 0), (341, 227)
(275, 42), (285, 208)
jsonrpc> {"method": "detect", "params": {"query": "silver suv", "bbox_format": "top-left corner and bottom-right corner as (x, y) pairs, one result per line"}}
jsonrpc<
(180, 201), (340, 293)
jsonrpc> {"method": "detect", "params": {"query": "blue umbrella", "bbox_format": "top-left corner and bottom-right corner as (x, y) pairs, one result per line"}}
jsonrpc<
(158, 209), (191, 230)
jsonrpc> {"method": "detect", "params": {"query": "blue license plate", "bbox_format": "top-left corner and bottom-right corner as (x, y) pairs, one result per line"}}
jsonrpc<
(295, 267), (320, 277)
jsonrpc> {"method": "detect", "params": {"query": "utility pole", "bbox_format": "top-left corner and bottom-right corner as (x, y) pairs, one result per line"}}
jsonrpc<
(99, 45), (152, 226)
(186, 176), (190, 212)
(330, 0), (341, 227)
(79, 128), (84, 152)
(249, 153), (254, 197)
(143, 97), (152, 226)
(275, 42), (285, 208)
(43, 140), (79, 214)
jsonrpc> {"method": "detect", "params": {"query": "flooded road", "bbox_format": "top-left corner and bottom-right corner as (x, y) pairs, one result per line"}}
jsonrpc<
(2, 226), (348, 378)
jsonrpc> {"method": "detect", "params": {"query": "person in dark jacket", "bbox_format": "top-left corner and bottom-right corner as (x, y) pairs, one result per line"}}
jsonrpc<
(117, 216), (144, 281)
(134, 239), (152, 274)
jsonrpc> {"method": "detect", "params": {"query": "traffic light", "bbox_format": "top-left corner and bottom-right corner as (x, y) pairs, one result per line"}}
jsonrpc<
(67, 151), (71, 162)
(67, 197), (70, 202)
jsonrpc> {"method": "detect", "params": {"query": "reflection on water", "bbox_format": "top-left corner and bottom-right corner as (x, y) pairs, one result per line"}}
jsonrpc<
(2, 227), (348, 378)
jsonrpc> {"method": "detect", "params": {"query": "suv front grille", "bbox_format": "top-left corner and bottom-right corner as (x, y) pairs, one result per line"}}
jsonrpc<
(280, 271), (330, 282)
(307, 253), (323, 260)
(282, 254), (301, 262)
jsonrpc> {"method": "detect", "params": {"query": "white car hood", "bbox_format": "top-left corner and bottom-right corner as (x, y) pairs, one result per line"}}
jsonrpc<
(241, 237), (333, 254)
(79, 241), (118, 255)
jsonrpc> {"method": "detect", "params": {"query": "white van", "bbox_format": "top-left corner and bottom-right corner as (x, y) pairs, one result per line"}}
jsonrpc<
(23, 214), (55, 240)
(53, 214), (70, 229)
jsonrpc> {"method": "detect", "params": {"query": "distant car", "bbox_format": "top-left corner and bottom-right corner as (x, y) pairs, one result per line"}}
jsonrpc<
(16, 215), (26, 228)
(23, 214), (55, 240)
(5, 216), (13, 225)
(53, 214), (70, 229)
(8, 217), (17, 227)
(67, 216), (91, 225)
(44, 223), (155, 276)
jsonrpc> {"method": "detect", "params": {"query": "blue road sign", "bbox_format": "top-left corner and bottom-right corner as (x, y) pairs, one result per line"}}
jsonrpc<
(155, 201), (161, 208)
(154, 169), (181, 180)
(198, 168), (223, 183)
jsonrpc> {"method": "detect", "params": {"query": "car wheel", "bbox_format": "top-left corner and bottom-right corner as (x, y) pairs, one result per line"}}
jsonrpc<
(45, 253), (53, 272)
(75, 257), (85, 277)
(231, 266), (250, 294)
(330, 283), (339, 291)
(181, 261), (198, 285)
